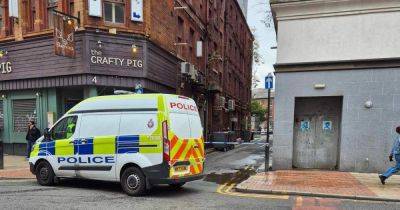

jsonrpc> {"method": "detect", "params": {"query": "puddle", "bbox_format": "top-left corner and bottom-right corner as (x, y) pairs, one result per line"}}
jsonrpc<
(203, 167), (257, 185)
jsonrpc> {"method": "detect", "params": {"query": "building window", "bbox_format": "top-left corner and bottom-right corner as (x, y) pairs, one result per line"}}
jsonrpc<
(23, 0), (35, 32)
(47, 0), (58, 29)
(69, 0), (74, 15)
(104, 0), (125, 24)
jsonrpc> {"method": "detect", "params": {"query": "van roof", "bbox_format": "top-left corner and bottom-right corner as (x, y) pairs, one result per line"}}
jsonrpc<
(67, 94), (182, 114)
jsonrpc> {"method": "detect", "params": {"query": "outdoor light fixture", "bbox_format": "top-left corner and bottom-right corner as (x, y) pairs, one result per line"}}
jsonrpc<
(131, 44), (138, 54)
(67, 19), (73, 25)
(365, 100), (373, 109)
(35, 92), (41, 97)
(1, 95), (6, 99)
(0, 49), (8, 58)
(314, 83), (326, 89)
(97, 40), (103, 49)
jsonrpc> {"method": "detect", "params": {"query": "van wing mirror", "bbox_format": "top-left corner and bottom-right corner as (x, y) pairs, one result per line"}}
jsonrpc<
(44, 128), (51, 139)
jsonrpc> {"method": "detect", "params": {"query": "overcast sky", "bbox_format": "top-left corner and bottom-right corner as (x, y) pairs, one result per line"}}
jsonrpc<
(246, 0), (277, 89)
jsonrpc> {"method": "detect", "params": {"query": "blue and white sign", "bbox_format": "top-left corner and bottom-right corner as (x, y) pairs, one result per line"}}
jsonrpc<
(135, 83), (143, 94)
(265, 73), (274, 89)
(131, 0), (144, 22)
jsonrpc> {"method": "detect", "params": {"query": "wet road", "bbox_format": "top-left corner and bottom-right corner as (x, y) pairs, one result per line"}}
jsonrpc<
(1, 139), (400, 209)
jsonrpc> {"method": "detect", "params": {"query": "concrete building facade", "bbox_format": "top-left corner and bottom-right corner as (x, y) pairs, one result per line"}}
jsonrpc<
(271, 0), (400, 172)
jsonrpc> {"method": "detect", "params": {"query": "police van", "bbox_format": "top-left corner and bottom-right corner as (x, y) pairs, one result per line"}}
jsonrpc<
(29, 94), (205, 196)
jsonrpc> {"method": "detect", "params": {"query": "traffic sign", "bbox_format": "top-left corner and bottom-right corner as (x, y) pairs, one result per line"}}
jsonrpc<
(265, 73), (274, 89)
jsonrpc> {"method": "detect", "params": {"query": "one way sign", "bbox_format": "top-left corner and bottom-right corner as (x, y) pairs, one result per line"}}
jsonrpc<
(265, 73), (274, 89)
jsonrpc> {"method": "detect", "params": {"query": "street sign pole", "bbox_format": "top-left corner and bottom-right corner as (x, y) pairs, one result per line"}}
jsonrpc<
(264, 73), (273, 172)
(265, 88), (271, 172)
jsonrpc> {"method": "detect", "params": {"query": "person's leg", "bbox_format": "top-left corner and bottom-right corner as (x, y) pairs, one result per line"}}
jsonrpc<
(26, 141), (32, 159)
(382, 156), (400, 178)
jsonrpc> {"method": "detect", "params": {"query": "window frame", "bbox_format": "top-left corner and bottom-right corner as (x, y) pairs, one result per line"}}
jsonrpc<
(50, 115), (78, 141)
(103, 0), (125, 25)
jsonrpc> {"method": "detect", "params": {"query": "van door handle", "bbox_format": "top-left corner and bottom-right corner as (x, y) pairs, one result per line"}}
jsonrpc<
(81, 139), (87, 144)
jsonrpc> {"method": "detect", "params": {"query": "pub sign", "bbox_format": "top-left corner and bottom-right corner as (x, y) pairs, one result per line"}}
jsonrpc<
(54, 14), (76, 58)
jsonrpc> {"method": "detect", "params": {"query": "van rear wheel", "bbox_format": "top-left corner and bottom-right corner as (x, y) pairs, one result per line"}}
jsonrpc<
(35, 161), (55, 186)
(121, 167), (146, 196)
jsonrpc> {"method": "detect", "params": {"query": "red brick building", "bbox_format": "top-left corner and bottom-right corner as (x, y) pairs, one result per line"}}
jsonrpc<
(0, 0), (252, 153)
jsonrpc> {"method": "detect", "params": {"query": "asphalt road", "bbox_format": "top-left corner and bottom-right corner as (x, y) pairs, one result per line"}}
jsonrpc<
(1, 139), (400, 210)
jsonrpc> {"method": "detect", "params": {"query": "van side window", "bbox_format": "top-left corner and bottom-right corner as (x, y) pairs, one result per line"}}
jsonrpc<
(120, 113), (158, 135)
(52, 116), (78, 140)
(79, 114), (120, 137)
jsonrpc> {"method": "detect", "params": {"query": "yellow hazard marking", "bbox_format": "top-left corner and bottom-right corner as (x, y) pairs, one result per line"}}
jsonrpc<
(93, 136), (116, 154)
(55, 139), (74, 156)
(216, 166), (289, 200)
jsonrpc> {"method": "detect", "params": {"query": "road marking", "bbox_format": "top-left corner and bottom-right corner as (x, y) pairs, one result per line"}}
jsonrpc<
(216, 166), (289, 200)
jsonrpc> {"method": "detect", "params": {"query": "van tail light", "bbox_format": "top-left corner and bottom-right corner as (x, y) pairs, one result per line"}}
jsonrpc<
(162, 120), (170, 162)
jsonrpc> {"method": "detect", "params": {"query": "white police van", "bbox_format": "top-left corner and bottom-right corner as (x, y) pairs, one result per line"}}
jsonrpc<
(29, 94), (205, 196)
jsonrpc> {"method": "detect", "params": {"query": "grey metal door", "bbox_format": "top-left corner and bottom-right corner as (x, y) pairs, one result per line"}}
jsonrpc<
(293, 97), (341, 170)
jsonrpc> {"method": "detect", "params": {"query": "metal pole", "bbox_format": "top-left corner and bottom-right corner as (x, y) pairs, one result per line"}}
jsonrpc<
(265, 88), (271, 172)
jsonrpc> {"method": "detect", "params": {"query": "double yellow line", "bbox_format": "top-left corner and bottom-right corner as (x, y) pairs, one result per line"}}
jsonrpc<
(216, 166), (289, 200)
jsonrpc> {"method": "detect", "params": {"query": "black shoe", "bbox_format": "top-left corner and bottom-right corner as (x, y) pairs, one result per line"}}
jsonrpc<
(379, 175), (386, 185)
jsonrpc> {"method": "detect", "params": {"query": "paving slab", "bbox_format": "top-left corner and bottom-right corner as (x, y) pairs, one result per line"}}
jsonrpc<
(235, 170), (400, 202)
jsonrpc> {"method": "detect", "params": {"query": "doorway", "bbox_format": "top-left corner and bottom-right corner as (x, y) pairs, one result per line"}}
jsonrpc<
(293, 97), (342, 170)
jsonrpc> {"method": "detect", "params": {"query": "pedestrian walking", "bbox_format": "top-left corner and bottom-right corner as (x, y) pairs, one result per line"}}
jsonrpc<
(26, 120), (41, 159)
(379, 126), (400, 184)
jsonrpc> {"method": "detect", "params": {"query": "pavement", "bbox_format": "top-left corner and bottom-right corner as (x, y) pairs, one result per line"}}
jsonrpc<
(236, 170), (400, 202)
(0, 155), (35, 179)
(1, 140), (400, 209)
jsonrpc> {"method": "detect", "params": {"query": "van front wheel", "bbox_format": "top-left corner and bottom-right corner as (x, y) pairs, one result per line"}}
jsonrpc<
(121, 167), (146, 196)
(35, 161), (55, 186)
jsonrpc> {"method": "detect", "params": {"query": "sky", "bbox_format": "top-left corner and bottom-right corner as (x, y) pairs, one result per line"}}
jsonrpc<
(246, 0), (277, 89)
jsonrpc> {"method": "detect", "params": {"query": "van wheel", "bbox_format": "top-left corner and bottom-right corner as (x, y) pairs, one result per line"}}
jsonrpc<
(35, 161), (55, 186)
(121, 167), (146, 196)
(169, 182), (185, 189)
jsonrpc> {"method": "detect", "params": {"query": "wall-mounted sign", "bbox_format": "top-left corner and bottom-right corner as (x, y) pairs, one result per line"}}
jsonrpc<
(300, 120), (310, 132)
(131, 0), (143, 22)
(90, 49), (143, 69)
(323, 121), (332, 131)
(54, 14), (76, 58)
(89, 0), (102, 17)
(8, 0), (19, 18)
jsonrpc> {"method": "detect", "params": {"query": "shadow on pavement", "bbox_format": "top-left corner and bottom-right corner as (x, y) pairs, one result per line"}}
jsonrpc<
(56, 178), (201, 197)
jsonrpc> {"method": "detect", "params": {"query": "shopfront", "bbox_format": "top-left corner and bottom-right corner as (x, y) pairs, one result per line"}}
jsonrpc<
(0, 31), (179, 155)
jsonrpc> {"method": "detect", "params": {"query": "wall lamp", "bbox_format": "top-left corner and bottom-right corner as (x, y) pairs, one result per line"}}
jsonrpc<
(174, 6), (188, 10)
(131, 44), (138, 54)
(174, 42), (188, 46)
(97, 40), (103, 49)
(0, 49), (7, 58)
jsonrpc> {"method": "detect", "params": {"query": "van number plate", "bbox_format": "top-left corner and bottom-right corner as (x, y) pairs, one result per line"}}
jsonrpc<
(174, 166), (188, 172)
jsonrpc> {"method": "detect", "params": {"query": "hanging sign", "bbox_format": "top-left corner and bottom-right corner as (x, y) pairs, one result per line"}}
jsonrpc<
(54, 14), (76, 58)
(89, 0), (102, 17)
(0, 50), (12, 74)
(131, 0), (144, 22)
(8, 0), (19, 18)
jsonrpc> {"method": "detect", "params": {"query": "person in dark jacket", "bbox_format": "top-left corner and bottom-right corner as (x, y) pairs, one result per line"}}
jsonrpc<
(26, 120), (41, 159)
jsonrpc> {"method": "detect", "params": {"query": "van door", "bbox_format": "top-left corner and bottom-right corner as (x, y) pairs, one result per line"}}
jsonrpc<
(167, 96), (205, 177)
(50, 115), (79, 178)
(76, 113), (120, 181)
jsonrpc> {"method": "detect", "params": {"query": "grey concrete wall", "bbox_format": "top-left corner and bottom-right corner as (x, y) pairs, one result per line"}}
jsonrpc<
(273, 68), (400, 173)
